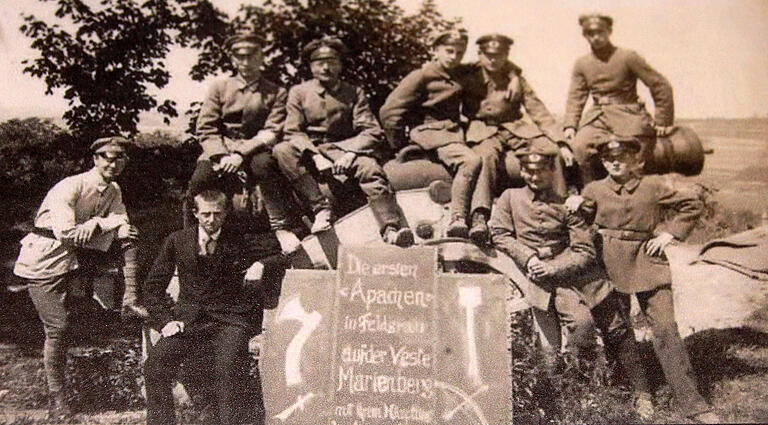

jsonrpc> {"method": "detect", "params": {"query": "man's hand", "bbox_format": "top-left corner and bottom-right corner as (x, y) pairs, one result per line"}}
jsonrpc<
(161, 321), (185, 337)
(332, 152), (357, 175)
(218, 153), (244, 174)
(73, 220), (99, 246)
(565, 195), (585, 213)
(563, 127), (576, 141)
(118, 224), (139, 240)
(655, 125), (674, 137)
(645, 232), (675, 257)
(526, 256), (553, 280)
(274, 229), (302, 255)
(559, 145), (575, 167)
(244, 261), (265, 282)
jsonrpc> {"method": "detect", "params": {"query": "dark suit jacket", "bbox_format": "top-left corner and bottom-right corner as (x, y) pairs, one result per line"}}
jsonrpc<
(143, 226), (285, 332)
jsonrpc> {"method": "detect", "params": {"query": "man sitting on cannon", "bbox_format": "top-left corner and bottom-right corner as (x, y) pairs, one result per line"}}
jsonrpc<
(273, 36), (414, 247)
(379, 29), (492, 240)
(564, 13), (675, 186)
(461, 33), (575, 215)
(190, 28), (301, 254)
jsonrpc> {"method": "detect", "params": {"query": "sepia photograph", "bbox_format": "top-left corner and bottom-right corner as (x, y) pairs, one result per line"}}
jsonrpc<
(1, 0), (767, 423)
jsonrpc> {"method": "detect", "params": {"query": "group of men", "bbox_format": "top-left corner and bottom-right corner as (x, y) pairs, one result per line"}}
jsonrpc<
(13, 11), (720, 424)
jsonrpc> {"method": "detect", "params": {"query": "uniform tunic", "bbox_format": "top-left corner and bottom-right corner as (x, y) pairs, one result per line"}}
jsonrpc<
(564, 45), (674, 133)
(379, 61), (467, 150)
(490, 187), (612, 310)
(14, 168), (129, 279)
(196, 75), (287, 160)
(463, 62), (568, 197)
(581, 174), (702, 293)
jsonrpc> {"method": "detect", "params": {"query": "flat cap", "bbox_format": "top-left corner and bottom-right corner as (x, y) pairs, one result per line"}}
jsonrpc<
(578, 13), (613, 30)
(476, 33), (514, 54)
(597, 136), (642, 157)
(429, 29), (468, 47)
(516, 138), (559, 169)
(90, 136), (129, 153)
(302, 36), (347, 61)
(224, 29), (264, 52)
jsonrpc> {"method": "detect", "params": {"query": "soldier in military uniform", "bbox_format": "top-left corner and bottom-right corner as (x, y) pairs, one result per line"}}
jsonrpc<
(13, 137), (143, 419)
(568, 137), (720, 423)
(191, 30), (301, 253)
(489, 139), (653, 419)
(462, 33), (575, 236)
(379, 29), (485, 239)
(564, 14), (674, 186)
(272, 36), (414, 246)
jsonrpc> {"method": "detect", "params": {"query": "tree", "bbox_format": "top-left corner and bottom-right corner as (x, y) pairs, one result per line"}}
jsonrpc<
(192, 0), (461, 114)
(19, 0), (202, 140)
(21, 0), (460, 140)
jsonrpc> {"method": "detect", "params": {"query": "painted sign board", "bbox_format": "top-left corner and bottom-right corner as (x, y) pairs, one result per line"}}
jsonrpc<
(262, 245), (512, 424)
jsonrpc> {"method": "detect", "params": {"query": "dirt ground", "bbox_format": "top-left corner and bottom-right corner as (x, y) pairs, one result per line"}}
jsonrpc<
(1, 119), (767, 424)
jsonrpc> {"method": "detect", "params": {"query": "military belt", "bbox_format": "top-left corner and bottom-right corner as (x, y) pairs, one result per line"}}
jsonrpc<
(598, 228), (652, 241)
(31, 227), (57, 239)
(592, 95), (640, 106)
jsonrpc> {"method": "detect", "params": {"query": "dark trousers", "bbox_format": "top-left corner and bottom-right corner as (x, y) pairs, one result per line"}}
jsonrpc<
(273, 141), (403, 231)
(187, 152), (294, 230)
(26, 243), (136, 394)
(28, 274), (71, 393)
(144, 321), (262, 425)
(617, 286), (710, 415)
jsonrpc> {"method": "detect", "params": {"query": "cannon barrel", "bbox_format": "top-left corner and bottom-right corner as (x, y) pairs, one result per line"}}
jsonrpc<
(643, 125), (705, 176)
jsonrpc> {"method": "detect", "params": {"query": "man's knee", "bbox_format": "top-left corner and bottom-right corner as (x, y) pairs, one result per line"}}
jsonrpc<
(272, 142), (299, 163)
(188, 160), (217, 196)
(354, 156), (385, 179)
(458, 151), (482, 175)
(248, 151), (280, 182)
(144, 353), (175, 383)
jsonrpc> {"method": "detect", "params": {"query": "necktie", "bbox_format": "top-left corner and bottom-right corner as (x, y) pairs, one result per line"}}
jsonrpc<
(204, 238), (216, 255)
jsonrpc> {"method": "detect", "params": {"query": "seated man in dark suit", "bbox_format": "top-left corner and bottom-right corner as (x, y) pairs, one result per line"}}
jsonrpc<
(143, 189), (286, 425)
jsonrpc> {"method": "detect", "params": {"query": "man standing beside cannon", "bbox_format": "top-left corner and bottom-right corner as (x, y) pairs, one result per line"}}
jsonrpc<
(564, 13), (675, 186)
(488, 139), (654, 420)
(273, 36), (414, 246)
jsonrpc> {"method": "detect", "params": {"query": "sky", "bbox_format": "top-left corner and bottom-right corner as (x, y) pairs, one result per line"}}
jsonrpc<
(1, 0), (767, 131)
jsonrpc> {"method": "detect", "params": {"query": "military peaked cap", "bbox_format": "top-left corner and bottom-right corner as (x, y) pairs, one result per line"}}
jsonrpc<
(516, 138), (559, 169)
(578, 13), (613, 30)
(476, 33), (514, 54)
(597, 136), (642, 157)
(90, 136), (129, 153)
(302, 36), (347, 61)
(224, 29), (264, 52)
(429, 29), (468, 47)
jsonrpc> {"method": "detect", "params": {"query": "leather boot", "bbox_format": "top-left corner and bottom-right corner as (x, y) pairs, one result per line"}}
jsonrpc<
(292, 174), (333, 233)
(468, 209), (490, 245)
(368, 193), (413, 247)
(446, 214), (469, 238)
